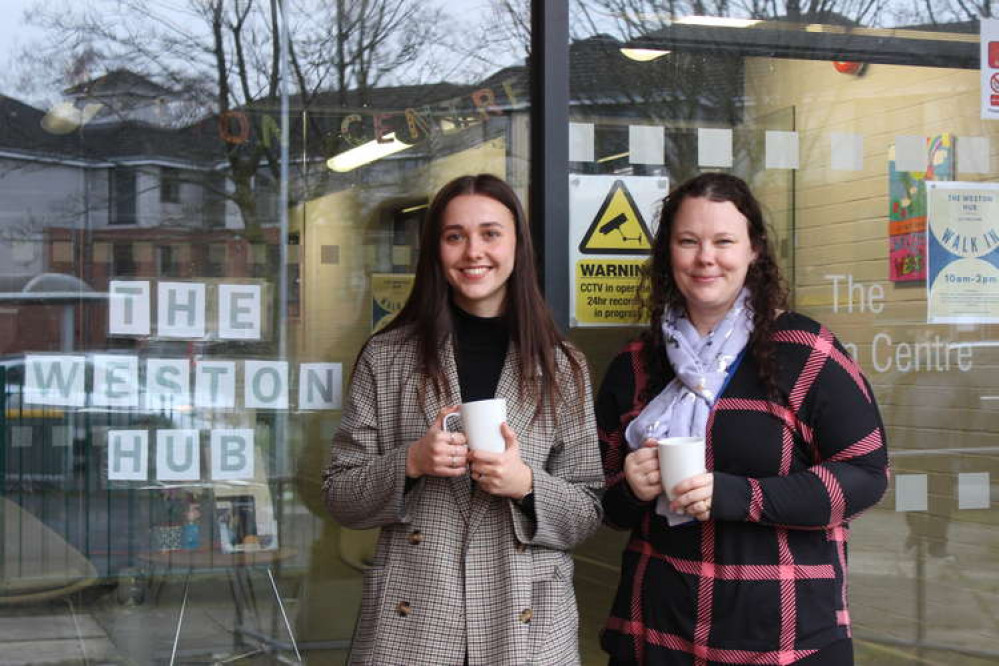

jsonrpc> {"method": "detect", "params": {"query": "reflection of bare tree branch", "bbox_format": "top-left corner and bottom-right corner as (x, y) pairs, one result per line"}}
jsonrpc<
(15, 0), (451, 233)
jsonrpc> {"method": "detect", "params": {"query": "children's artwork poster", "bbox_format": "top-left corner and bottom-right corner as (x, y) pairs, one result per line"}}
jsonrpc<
(926, 181), (999, 324)
(888, 134), (954, 282)
(371, 273), (414, 332)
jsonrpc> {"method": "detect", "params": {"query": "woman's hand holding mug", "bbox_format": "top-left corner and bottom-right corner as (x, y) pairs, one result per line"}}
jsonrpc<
(624, 438), (663, 502)
(670, 474), (714, 521)
(469, 423), (533, 499)
(406, 406), (469, 479)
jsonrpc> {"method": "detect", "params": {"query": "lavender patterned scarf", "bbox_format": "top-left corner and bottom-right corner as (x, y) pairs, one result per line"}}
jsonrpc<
(625, 288), (753, 522)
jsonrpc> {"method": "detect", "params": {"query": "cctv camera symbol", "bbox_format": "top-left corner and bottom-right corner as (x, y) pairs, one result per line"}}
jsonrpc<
(599, 213), (640, 243)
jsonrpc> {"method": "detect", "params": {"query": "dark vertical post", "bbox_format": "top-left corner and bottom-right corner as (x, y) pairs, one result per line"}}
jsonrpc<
(530, 0), (570, 330)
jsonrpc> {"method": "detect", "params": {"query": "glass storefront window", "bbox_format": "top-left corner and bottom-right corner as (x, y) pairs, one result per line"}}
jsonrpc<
(568, 2), (997, 664)
(1, 1), (528, 662)
(1, 0), (997, 664)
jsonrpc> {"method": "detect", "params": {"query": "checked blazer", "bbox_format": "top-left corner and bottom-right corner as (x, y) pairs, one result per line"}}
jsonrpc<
(323, 325), (604, 666)
(598, 312), (889, 665)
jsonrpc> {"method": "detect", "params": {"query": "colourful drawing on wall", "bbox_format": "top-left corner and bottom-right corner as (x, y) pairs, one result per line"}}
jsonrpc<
(888, 134), (954, 282)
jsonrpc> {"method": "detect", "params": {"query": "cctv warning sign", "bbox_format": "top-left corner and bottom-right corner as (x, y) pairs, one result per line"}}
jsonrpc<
(575, 260), (644, 324)
(578, 180), (653, 255)
(569, 175), (667, 327)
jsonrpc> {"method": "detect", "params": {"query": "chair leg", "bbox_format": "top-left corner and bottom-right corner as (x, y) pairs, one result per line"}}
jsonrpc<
(170, 571), (191, 666)
(64, 595), (91, 666)
(267, 567), (302, 663)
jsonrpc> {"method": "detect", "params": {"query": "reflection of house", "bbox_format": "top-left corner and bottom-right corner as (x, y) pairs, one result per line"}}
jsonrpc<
(64, 68), (191, 128)
(0, 70), (282, 355)
(0, 45), (745, 359)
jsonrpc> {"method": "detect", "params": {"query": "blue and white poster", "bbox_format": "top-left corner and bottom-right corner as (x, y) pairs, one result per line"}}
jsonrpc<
(926, 181), (999, 323)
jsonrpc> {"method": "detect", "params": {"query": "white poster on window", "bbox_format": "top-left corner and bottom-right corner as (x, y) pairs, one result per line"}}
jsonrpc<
(158, 282), (206, 338)
(145, 358), (191, 410)
(195, 360), (236, 408)
(108, 430), (149, 481)
(926, 181), (999, 323)
(211, 429), (255, 480)
(156, 429), (201, 481)
(297, 363), (342, 410)
(109, 280), (151, 336)
(91, 354), (139, 407)
(218, 284), (262, 340)
(24, 355), (87, 406)
(244, 360), (289, 409)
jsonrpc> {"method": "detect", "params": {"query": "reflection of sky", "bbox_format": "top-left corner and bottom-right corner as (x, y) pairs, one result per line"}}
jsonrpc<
(0, 0), (44, 81)
(0, 0), (517, 102)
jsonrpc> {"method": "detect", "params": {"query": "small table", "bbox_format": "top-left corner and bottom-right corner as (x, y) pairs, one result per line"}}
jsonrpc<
(139, 547), (300, 665)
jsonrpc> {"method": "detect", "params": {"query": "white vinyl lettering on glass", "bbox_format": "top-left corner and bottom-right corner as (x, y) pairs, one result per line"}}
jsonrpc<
(957, 472), (991, 510)
(830, 133), (864, 171)
(894, 474), (928, 512)
(698, 128), (733, 168)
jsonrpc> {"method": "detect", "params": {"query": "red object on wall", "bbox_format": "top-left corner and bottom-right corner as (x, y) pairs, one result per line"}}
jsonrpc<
(833, 61), (863, 75)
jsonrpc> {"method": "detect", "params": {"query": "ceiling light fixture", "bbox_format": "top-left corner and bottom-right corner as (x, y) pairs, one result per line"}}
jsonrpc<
(326, 132), (412, 173)
(673, 16), (761, 28)
(620, 47), (670, 62)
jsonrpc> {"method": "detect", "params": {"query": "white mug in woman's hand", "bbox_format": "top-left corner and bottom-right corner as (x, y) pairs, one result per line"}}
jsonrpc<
(443, 398), (506, 453)
(657, 437), (706, 499)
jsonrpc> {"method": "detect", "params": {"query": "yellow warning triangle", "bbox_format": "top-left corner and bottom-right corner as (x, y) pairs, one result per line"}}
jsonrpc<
(578, 180), (653, 255)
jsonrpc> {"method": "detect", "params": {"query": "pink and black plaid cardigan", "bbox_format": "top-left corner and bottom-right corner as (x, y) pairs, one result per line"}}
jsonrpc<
(597, 312), (889, 666)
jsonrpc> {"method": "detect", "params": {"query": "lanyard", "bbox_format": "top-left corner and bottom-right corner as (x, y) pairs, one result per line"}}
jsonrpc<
(715, 346), (747, 403)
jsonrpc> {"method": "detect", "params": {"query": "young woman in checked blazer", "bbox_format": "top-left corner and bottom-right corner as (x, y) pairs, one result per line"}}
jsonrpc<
(323, 174), (604, 666)
(597, 173), (889, 665)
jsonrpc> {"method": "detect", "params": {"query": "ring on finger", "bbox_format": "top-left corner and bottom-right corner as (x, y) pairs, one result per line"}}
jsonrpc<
(449, 432), (456, 445)
(450, 455), (457, 468)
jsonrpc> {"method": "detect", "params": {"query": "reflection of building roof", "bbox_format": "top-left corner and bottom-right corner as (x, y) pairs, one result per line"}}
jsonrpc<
(84, 121), (221, 163)
(64, 68), (173, 99)
(568, 34), (743, 122)
(0, 94), (222, 165)
(0, 95), (100, 161)
(299, 82), (471, 111)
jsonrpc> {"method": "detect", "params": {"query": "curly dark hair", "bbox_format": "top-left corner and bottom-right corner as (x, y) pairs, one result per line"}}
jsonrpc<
(639, 172), (788, 402)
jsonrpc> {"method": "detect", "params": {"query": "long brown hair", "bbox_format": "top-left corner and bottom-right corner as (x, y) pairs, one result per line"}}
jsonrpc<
(639, 172), (788, 401)
(380, 173), (581, 412)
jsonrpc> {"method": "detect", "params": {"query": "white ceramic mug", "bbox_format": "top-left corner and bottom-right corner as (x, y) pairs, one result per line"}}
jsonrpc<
(443, 398), (507, 453)
(657, 436), (706, 499)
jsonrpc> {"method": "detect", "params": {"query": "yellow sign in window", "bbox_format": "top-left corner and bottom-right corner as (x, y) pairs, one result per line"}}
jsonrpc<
(574, 259), (644, 325)
(577, 180), (653, 255)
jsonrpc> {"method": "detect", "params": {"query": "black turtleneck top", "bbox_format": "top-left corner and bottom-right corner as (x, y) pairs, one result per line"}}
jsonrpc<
(451, 302), (509, 402)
